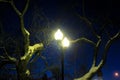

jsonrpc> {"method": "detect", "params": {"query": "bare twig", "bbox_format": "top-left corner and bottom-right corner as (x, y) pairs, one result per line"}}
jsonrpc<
(22, 0), (30, 15)
(75, 12), (100, 39)
(72, 0), (100, 39)
(0, 55), (5, 59)
(0, 47), (16, 61)
(2, 47), (16, 62)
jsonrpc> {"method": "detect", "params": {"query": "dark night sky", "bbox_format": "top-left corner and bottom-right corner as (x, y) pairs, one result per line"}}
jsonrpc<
(0, 0), (120, 80)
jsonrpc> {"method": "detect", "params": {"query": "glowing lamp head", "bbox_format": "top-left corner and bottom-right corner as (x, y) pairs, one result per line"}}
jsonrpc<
(62, 37), (70, 48)
(54, 29), (63, 40)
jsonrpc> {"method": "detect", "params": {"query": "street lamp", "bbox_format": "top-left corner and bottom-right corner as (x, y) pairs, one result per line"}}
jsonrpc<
(54, 29), (63, 40)
(54, 29), (70, 80)
(62, 37), (70, 48)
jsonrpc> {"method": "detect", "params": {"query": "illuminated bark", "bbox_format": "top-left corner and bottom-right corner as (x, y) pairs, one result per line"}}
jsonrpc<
(0, 0), (44, 79)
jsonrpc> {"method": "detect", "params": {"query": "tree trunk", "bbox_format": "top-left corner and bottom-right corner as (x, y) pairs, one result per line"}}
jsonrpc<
(16, 60), (30, 80)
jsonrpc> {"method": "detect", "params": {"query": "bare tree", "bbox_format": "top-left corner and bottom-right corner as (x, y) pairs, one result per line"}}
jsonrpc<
(0, 0), (44, 80)
(0, 0), (119, 80)
(71, 18), (120, 80)
(69, 0), (120, 80)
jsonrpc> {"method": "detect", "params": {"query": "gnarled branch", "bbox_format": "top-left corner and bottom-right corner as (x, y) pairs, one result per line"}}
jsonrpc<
(98, 31), (120, 69)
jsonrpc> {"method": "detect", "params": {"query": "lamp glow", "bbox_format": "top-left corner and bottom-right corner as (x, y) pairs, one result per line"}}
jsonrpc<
(54, 29), (63, 40)
(62, 37), (70, 47)
(114, 72), (119, 77)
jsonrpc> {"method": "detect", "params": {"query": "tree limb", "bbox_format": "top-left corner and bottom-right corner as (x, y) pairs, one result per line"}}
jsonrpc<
(74, 66), (98, 80)
(70, 37), (96, 46)
(74, 37), (101, 80)
(10, 0), (22, 16)
(98, 31), (120, 69)
(21, 43), (44, 61)
(0, 55), (5, 59)
(22, 0), (30, 15)
(0, 47), (16, 62)
(92, 37), (101, 67)
(73, 5), (100, 39)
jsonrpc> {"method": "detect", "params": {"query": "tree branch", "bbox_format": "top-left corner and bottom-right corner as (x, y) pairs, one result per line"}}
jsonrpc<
(29, 52), (40, 63)
(0, 0), (30, 53)
(74, 66), (98, 80)
(70, 37), (96, 46)
(21, 43), (44, 61)
(20, 19), (30, 53)
(22, 0), (30, 15)
(30, 53), (48, 66)
(98, 31), (120, 69)
(10, 0), (22, 16)
(0, 55), (5, 59)
(0, 47), (16, 62)
(10, 0), (30, 52)
(92, 37), (101, 67)
(73, 8), (100, 39)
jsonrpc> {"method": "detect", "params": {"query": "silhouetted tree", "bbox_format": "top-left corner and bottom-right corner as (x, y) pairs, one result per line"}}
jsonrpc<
(0, 0), (44, 79)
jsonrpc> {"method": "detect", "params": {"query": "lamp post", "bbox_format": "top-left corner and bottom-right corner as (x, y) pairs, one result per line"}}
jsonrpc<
(54, 29), (70, 80)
